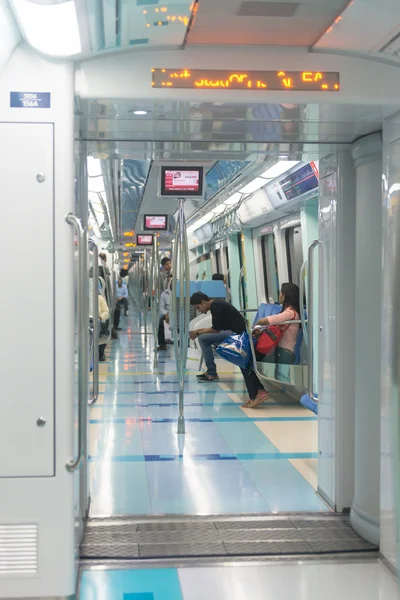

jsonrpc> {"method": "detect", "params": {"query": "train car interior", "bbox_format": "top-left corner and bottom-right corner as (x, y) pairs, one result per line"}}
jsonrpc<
(2, 2), (400, 598)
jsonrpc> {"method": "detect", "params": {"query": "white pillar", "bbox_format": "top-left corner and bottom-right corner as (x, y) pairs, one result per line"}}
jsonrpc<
(350, 132), (382, 545)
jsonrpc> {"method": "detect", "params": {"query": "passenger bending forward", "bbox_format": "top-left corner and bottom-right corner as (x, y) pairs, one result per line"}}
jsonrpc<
(189, 292), (246, 382)
(242, 282), (300, 408)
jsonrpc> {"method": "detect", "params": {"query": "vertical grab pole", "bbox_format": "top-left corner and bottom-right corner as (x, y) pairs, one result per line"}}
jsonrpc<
(238, 265), (245, 311)
(143, 249), (148, 336)
(300, 259), (308, 347)
(307, 240), (320, 402)
(171, 214), (182, 432)
(150, 241), (160, 369)
(88, 239), (99, 405)
(172, 199), (189, 435)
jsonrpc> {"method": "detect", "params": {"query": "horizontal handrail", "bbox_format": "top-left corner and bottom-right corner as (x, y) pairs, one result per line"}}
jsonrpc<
(252, 320), (306, 329)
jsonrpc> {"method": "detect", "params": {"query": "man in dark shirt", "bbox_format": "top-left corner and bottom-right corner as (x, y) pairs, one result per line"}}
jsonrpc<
(189, 292), (246, 382)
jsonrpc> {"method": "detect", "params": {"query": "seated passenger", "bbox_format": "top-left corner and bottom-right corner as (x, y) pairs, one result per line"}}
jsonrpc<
(157, 276), (172, 351)
(116, 277), (129, 319)
(242, 282), (300, 408)
(189, 292), (246, 382)
(98, 293), (110, 362)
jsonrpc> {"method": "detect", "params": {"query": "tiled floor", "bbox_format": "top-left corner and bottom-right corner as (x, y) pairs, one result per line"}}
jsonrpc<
(79, 561), (400, 600)
(88, 312), (327, 516)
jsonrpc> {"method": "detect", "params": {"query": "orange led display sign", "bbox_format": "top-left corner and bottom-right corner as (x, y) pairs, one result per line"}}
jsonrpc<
(152, 69), (340, 91)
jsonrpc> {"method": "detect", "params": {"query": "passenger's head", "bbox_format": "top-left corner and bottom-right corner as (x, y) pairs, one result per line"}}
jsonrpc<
(280, 282), (300, 314)
(190, 292), (212, 314)
(99, 253), (107, 263)
(117, 277), (123, 286)
(212, 273), (224, 281)
(161, 256), (172, 272)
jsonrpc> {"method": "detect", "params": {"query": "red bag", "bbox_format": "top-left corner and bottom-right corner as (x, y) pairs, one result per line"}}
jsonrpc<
(254, 325), (289, 356)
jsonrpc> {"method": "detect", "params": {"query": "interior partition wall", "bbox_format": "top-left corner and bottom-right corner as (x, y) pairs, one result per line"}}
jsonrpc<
(381, 113), (400, 572)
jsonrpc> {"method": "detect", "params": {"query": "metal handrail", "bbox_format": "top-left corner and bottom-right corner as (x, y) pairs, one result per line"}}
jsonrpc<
(238, 265), (245, 311)
(307, 239), (320, 402)
(89, 239), (99, 405)
(150, 242), (160, 368)
(252, 320), (306, 329)
(172, 198), (190, 435)
(66, 213), (88, 473)
(300, 259), (308, 347)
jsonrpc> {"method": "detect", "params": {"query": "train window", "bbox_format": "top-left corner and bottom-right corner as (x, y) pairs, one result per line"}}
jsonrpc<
(285, 226), (303, 287)
(261, 234), (279, 303)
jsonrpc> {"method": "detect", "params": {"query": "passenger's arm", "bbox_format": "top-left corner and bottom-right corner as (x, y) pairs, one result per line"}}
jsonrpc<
(189, 327), (218, 340)
(255, 308), (295, 328)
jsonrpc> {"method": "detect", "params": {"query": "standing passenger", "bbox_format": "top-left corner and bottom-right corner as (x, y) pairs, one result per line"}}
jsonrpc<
(98, 293), (110, 362)
(160, 257), (172, 288)
(157, 276), (172, 351)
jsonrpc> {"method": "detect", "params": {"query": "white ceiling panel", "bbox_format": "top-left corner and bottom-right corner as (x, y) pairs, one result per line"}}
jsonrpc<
(188, 0), (349, 46)
(312, 0), (400, 59)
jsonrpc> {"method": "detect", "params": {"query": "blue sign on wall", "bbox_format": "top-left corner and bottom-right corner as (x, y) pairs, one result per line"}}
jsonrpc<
(10, 92), (51, 108)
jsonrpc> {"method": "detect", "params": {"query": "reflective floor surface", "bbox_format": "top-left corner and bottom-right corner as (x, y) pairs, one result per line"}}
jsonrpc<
(89, 312), (327, 516)
(80, 560), (400, 600)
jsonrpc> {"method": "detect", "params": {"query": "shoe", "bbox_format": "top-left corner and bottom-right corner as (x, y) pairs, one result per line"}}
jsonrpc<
(157, 345), (167, 351)
(112, 329), (118, 340)
(99, 355), (106, 362)
(116, 327), (122, 331)
(196, 372), (209, 378)
(197, 374), (219, 382)
(125, 311), (129, 316)
(247, 391), (270, 408)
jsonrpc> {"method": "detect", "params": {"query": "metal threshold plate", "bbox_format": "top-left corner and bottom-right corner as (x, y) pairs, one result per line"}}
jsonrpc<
(81, 515), (378, 561)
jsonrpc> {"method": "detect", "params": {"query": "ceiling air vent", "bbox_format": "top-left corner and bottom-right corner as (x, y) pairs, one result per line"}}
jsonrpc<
(237, 1), (300, 17)
(379, 31), (400, 56)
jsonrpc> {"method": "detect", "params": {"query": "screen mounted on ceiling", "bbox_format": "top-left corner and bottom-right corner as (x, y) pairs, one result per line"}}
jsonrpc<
(152, 69), (340, 92)
(280, 162), (319, 202)
(137, 234), (153, 246)
(160, 166), (204, 197)
(144, 215), (168, 231)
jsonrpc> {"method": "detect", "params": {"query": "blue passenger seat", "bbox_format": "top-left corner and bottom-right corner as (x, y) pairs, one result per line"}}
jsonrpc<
(252, 303), (304, 365)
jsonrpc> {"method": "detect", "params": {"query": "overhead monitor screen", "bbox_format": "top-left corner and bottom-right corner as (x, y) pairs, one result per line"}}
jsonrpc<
(137, 234), (153, 246)
(144, 215), (168, 231)
(152, 69), (340, 92)
(160, 166), (204, 197)
(280, 162), (319, 202)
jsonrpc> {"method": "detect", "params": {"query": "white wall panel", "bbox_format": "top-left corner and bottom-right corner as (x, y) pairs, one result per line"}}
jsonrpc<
(0, 122), (54, 477)
(0, 44), (76, 598)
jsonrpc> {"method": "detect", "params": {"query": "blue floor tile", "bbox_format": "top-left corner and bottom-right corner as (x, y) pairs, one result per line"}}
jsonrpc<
(145, 460), (270, 514)
(90, 462), (152, 515)
(215, 421), (280, 454)
(240, 459), (327, 512)
(80, 568), (183, 600)
(140, 422), (234, 456)
(90, 421), (144, 456)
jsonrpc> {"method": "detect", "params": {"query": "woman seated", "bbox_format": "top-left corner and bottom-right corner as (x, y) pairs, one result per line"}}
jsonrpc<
(242, 282), (300, 408)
